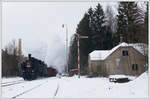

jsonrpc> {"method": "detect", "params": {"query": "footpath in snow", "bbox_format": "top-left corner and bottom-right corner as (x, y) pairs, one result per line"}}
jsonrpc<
(56, 72), (148, 98)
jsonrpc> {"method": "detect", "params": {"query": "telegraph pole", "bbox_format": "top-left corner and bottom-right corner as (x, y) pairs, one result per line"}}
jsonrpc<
(76, 34), (88, 78)
(62, 24), (68, 74)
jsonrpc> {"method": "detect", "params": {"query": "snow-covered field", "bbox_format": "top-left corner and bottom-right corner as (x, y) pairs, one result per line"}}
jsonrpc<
(2, 72), (148, 98)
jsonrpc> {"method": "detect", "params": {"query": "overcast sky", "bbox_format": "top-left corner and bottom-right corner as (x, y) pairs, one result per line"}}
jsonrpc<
(2, 2), (118, 72)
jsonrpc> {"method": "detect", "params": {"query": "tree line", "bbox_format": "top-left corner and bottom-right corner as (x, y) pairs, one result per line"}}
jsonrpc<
(68, 2), (148, 76)
(2, 40), (25, 77)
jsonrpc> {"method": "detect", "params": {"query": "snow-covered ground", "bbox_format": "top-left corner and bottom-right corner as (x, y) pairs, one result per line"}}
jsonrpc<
(2, 77), (24, 83)
(2, 72), (148, 98)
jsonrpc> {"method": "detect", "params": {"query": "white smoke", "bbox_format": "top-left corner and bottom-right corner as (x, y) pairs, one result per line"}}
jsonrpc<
(23, 35), (67, 73)
(29, 42), (48, 61)
(45, 33), (67, 73)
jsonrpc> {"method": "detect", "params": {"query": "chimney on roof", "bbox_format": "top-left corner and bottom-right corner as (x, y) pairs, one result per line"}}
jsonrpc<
(120, 34), (123, 44)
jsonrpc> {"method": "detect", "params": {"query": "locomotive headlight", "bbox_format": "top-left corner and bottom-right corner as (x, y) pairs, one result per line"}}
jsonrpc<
(27, 62), (31, 68)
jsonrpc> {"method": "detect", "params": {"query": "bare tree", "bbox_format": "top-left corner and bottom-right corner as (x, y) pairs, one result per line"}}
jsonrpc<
(105, 5), (117, 33)
(2, 39), (19, 77)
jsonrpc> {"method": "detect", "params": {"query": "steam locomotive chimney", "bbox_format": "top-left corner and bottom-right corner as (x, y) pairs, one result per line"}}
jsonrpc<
(28, 54), (31, 59)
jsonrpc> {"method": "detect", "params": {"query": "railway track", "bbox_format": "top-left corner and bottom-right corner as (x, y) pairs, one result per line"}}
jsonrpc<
(2, 80), (25, 87)
(2, 79), (23, 84)
(11, 83), (44, 99)
(54, 83), (59, 97)
(11, 78), (54, 98)
(2, 77), (59, 98)
(2, 77), (52, 87)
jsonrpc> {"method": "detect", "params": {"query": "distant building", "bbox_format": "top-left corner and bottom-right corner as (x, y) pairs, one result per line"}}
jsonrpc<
(88, 42), (148, 76)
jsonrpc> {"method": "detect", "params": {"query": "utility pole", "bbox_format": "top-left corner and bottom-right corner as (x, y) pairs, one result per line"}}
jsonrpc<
(76, 34), (88, 78)
(62, 24), (68, 74)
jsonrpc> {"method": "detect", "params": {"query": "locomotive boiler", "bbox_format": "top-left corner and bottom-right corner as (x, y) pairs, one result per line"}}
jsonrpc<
(21, 54), (48, 80)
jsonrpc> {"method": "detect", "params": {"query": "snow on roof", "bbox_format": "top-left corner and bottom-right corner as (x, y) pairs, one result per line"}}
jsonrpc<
(90, 42), (148, 60)
(89, 50), (110, 60)
(129, 43), (148, 56)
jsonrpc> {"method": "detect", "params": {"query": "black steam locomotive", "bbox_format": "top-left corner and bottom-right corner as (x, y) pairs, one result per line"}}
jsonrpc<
(21, 54), (48, 80)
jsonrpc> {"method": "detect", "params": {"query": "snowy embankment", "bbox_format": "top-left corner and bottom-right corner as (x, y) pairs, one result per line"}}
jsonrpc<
(56, 72), (148, 98)
(106, 72), (148, 98)
(2, 72), (148, 98)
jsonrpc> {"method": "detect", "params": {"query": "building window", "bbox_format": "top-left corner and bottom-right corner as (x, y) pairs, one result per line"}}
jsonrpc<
(132, 64), (138, 71)
(122, 50), (128, 56)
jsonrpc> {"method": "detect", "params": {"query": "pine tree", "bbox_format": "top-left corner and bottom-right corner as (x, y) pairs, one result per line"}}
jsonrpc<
(68, 13), (91, 75)
(68, 3), (107, 75)
(143, 2), (148, 44)
(127, 2), (143, 43)
(91, 3), (106, 49)
(116, 2), (144, 44)
(88, 7), (96, 50)
(104, 26), (113, 49)
(116, 2), (128, 44)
